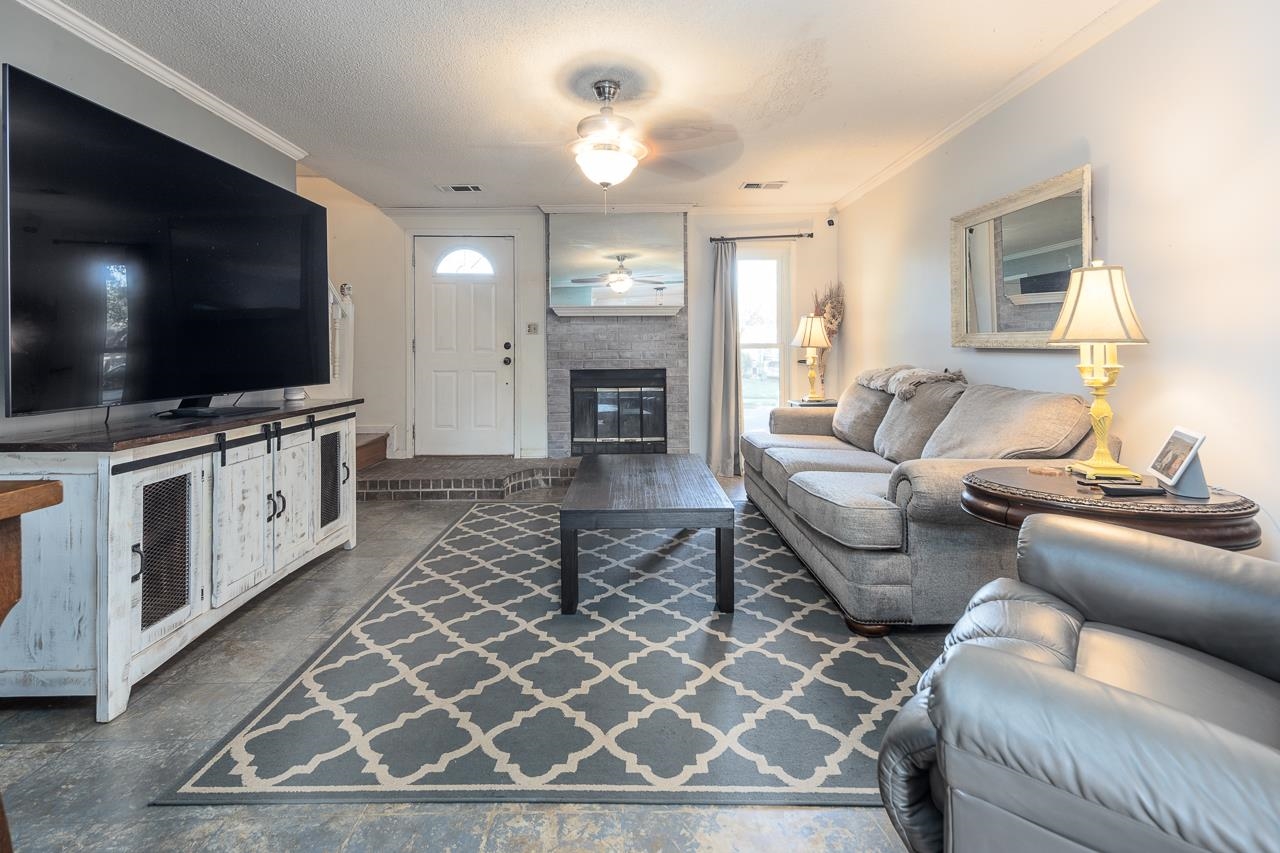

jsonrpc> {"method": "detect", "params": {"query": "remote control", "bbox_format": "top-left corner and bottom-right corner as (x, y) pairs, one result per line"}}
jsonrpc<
(1098, 485), (1166, 497)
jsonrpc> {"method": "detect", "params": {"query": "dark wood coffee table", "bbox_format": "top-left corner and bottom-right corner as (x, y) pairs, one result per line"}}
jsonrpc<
(961, 465), (1261, 550)
(559, 454), (736, 615)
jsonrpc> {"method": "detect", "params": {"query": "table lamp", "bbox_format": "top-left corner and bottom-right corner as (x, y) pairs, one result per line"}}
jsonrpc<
(791, 312), (832, 401)
(1047, 260), (1148, 481)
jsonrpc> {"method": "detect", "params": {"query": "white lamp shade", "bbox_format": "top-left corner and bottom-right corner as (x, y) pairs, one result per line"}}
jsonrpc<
(1048, 260), (1149, 345)
(791, 314), (832, 349)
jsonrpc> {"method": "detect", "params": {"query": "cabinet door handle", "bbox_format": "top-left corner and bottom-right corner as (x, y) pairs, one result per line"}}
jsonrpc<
(130, 543), (145, 583)
(266, 493), (277, 522)
(277, 490), (287, 516)
(342, 462), (350, 484)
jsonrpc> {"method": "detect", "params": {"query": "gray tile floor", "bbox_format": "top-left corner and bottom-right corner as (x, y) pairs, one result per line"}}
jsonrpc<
(0, 487), (928, 852)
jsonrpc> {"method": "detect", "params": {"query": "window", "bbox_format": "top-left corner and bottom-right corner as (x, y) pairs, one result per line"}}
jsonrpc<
(736, 248), (789, 433)
(435, 248), (494, 275)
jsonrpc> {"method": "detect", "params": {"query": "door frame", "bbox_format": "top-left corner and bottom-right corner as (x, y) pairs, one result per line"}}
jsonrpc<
(404, 231), (522, 457)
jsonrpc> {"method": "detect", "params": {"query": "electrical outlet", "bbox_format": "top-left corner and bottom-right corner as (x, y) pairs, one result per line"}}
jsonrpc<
(526, 322), (539, 335)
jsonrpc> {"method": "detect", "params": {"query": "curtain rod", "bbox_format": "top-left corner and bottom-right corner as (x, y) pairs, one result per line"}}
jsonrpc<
(709, 232), (814, 243)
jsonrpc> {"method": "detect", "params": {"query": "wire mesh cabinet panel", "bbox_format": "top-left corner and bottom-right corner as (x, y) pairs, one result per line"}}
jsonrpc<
(210, 441), (273, 607)
(314, 420), (352, 542)
(125, 458), (208, 653)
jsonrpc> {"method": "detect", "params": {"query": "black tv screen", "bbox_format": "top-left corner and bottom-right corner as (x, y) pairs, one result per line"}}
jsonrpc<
(2, 65), (328, 416)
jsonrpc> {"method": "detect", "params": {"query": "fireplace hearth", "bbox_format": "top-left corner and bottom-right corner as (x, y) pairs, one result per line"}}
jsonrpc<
(570, 369), (666, 455)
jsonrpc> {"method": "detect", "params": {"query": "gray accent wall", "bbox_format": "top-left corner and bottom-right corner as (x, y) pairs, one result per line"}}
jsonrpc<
(546, 313), (690, 458)
(0, 0), (298, 436)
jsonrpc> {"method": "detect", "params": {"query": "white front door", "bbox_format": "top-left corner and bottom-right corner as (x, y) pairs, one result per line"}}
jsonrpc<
(413, 236), (515, 455)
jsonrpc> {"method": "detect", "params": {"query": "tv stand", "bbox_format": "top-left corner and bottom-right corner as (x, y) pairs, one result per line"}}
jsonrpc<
(157, 398), (279, 419)
(0, 398), (362, 721)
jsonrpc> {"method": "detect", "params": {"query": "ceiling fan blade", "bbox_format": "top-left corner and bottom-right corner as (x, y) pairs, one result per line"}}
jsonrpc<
(569, 275), (608, 283)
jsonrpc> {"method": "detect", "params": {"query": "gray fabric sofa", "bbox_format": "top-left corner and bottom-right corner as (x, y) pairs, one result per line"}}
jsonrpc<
(741, 369), (1108, 632)
(879, 515), (1280, 853)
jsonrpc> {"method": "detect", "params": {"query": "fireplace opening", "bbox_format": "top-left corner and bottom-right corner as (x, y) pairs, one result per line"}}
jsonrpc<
(570, 368), (666, 455)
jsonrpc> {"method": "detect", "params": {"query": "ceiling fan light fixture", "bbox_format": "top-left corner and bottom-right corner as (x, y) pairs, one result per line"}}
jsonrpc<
(606, 270), (635, 294)
(574, 142), (642, 189)
(573, 79), (648, 189)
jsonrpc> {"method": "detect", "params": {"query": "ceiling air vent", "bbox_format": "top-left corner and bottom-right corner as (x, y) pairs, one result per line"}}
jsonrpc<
(739, 181), (787, 190)
(436, 184), (484, 193)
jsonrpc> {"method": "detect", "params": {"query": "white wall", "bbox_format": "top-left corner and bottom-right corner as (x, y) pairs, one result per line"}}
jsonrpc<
(295, 177), (406, 442)
(687, 210), (839, 459)
(326, 207), (549, 458)
(836, 0), (1280, 555)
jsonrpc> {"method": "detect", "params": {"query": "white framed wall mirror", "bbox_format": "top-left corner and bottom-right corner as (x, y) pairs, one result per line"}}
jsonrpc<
(547, 212), (686, 316)
(950, 165), (1092, 348)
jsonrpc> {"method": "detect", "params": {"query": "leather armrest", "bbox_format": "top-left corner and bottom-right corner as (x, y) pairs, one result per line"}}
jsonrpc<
(877, 693), (943, 853)
(767, 407), (835, 436)
(1017, 514), (1280, 681)
(929, 645), (1280, 853)
(888, 458), (1030, 523)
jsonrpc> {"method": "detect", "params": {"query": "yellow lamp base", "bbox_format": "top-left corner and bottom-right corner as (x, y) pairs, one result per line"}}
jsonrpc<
(1066, 458), (1143, 482)
(803, 351), (823, 401)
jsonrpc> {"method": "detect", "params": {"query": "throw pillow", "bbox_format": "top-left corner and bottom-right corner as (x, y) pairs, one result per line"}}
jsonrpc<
(874, 381), (967, 463)
(832, 383), (893, 451)
(922, 385), (1090, 459)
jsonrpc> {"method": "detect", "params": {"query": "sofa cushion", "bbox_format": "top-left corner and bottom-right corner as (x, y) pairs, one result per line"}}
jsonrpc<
(922, 385), (1090, 459)
(787, 471), (902, 550)
(761, 447), (895, 496)
(740, 431), (850, 472)
(874, 382), (967, 463)
(831, 383), (893, 450)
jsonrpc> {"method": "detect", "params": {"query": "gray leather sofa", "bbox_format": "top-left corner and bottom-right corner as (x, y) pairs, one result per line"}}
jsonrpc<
(879, 514), (1280, 852)
(742, 369), (1108, 632)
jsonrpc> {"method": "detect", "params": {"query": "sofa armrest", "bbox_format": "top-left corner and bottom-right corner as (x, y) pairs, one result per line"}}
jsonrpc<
(767, 406), (835, 436)
(1017, 514), (1280, 681)
(877, 693), (943, 853)
(888, 458), (1030, 524)
(930, 645), (1280, 853)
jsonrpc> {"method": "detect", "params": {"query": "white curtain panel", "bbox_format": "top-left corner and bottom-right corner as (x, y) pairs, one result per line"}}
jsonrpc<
(708, 241), (742, 477)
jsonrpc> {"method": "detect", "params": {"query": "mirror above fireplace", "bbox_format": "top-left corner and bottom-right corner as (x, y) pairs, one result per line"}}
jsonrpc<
(547, 212), (686, 316)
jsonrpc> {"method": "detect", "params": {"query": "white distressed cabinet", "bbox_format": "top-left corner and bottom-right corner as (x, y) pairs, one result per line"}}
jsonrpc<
(0, 399), (360, 721)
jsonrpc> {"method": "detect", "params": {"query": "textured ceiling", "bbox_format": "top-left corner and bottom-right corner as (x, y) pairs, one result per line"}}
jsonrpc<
(62, 0), (1129, 208)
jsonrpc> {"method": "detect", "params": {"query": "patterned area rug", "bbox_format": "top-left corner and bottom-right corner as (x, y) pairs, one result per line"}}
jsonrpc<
(161, 503), (919, 805)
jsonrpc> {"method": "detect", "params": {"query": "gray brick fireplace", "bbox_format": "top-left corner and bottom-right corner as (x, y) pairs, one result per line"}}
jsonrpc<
(546, 313), (689, 458)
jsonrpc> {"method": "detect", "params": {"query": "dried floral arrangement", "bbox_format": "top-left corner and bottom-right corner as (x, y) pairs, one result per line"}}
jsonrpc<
(814, 281), (844, 387)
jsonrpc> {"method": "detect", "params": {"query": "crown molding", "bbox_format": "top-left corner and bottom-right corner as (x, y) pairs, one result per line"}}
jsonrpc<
(688, 204), (832, 217)
(14, 0), (307, 160)
(834, 0), (1162, 211)
(538, 203), (695, 214)
(381, 206), (544, 217)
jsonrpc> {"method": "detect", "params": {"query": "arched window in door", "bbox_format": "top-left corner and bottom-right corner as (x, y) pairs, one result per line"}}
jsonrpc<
(435, 248), (494, 275)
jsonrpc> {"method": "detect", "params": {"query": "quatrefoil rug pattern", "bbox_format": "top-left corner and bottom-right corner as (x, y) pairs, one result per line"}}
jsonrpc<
(162, 503), (919, 805)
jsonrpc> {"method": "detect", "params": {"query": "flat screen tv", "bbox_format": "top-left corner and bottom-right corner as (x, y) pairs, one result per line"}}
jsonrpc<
(1, 65), (328, 417)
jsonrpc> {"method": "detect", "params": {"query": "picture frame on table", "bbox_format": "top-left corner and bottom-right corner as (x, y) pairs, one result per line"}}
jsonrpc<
(1150, 426), (1209, 498)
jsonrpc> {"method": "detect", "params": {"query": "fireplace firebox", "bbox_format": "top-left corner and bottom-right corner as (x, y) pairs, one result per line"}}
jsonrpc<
(570, 369), (666, 455)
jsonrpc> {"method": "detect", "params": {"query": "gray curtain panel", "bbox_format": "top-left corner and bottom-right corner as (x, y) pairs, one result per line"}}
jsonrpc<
(709, 240), (742, 476)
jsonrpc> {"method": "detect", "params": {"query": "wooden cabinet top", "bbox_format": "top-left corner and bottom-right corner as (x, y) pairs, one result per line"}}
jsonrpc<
(0, 398), (363, 453)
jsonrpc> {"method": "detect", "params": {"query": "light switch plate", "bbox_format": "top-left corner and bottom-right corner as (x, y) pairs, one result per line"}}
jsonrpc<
(526, 322), (539, 335)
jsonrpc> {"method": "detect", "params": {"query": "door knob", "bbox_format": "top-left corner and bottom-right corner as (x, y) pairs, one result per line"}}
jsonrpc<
(503, 356), (512, 366)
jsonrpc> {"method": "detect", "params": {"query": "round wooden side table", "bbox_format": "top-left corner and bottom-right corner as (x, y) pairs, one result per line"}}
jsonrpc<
(961, 465), (1262, 551)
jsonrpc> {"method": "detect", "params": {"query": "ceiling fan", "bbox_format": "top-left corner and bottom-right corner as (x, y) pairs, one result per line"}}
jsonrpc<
(569, 255), (673, 294)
